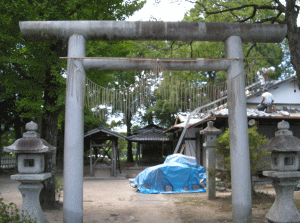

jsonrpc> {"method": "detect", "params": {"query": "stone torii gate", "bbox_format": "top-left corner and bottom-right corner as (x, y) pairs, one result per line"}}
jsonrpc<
(19, 21), (286, 223)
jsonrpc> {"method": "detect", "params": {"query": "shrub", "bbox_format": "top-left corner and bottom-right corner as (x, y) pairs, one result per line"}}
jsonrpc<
(0, 198), (37, 223)
(216, 126), (269, 191)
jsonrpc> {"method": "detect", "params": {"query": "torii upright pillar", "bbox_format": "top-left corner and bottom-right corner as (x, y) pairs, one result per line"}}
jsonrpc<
(226, 36), (252, 222)
(64, 34), (86, 222)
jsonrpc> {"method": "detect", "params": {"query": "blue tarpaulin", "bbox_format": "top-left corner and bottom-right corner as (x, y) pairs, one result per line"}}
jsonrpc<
(134, 154), (207, 194)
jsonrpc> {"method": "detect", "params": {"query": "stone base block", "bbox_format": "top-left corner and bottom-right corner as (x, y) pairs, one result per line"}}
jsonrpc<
(18, 183), (48, 223)
(266, 179), (300, 223)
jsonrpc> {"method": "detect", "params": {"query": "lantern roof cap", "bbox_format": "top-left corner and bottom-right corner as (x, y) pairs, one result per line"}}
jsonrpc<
(200, 121), (222, 135)
(4, 121), (56, 153)
(260, 120), (300, 152)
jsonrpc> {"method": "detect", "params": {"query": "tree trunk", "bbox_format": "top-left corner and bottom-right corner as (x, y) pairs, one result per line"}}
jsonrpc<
(39, 41), (66, 210)
(40, 106), (60, 209)
(285, 0), (300, 84)
(14, 116), (23, 140)
(126, 111), (134, 162)
(56, 118), (64, 170)
(39, 61), (62, 209)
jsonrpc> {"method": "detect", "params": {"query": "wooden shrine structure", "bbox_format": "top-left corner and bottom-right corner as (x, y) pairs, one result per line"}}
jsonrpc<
(84, 125), (127, 177)
(128, 124), (171, 166)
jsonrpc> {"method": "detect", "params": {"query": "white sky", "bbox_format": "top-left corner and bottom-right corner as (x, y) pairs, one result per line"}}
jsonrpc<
(127, 0), (194, 22)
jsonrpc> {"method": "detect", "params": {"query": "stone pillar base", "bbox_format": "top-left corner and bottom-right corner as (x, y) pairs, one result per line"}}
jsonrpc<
(18, 183), (48, 223)
(266, 179), (300, 223)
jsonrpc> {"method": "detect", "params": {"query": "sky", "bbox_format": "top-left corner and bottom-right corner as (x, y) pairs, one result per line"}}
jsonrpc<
(127, 0), (194, 22)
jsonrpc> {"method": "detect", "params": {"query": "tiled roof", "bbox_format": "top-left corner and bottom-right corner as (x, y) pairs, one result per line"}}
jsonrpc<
(165, 104), (300, 133)
(214, 106), (300, 119)
(128, 128), (170, 142)
(84, 125), (127, 140)
(133, 124), (165, 134)
(166, 75), (300, 133)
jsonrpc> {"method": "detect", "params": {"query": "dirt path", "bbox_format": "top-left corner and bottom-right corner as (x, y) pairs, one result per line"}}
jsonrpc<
(1, 165), (300, 223)
(1, 176), (180, 223)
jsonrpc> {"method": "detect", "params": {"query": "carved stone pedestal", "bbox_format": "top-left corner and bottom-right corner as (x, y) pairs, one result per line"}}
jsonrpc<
(11, 173), (51, 223)
(263, 171), (300, 223)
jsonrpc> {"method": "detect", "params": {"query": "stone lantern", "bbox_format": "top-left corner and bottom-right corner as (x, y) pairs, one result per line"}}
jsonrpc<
(200, 121), (222, 200)
(261, 120), (300, 223)
(4, 121), (56, 223)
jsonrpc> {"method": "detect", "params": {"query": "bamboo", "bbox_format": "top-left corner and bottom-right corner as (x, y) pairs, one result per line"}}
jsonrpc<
(90, 81), (93, 108)
(92, 82), (95, 108)
(125, 90), (128, 118)
(116, 89), (119, 112)
(141, 78), (144, 106)
(162, 74), (165, 103)
(170, 75), (173, 108)
(93, 83), (96, 109)
(91, 82), (94, 109)
(180, 80), (183, 112)
(121, 90), (123, 114)
(94, 84), (96, 110)
(139, 78), (141, 106)
(184, 84), (187, 111)
(102, 86), (104, 107)
(194, 84), (197, 110)
(107, 88), (109, 107)
(176, 78), (178, 108)
(85, 79), (89, 109)
(101, 87), (104, 106)
(92, 82), (94, 108)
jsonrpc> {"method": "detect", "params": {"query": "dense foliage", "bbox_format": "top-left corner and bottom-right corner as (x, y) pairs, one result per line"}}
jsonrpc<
(0, 0), (145, 208)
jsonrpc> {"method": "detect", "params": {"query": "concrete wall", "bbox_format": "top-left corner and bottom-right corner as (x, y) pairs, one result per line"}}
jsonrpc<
(247, 79), (300, 106)
(185, 140), (196, 157)
(184, 128), (201, 157)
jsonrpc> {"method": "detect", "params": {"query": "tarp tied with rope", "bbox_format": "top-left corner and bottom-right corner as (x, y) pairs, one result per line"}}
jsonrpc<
(133, 154), (206, 194)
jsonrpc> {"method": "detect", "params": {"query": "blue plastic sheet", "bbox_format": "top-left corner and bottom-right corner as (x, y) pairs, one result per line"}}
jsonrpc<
(134, 154), (207, 194)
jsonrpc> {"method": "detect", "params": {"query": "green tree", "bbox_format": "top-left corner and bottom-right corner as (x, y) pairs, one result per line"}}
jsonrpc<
(216, 126), (269, 193)
(0, 0), (145, 208)
(185, 0), (298, 80)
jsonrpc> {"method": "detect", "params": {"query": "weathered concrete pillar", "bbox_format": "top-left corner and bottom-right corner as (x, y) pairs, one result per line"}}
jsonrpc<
(64, 34), (86, 223)
(200, 121), (221, 200)
(225, 36), (252, 223)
